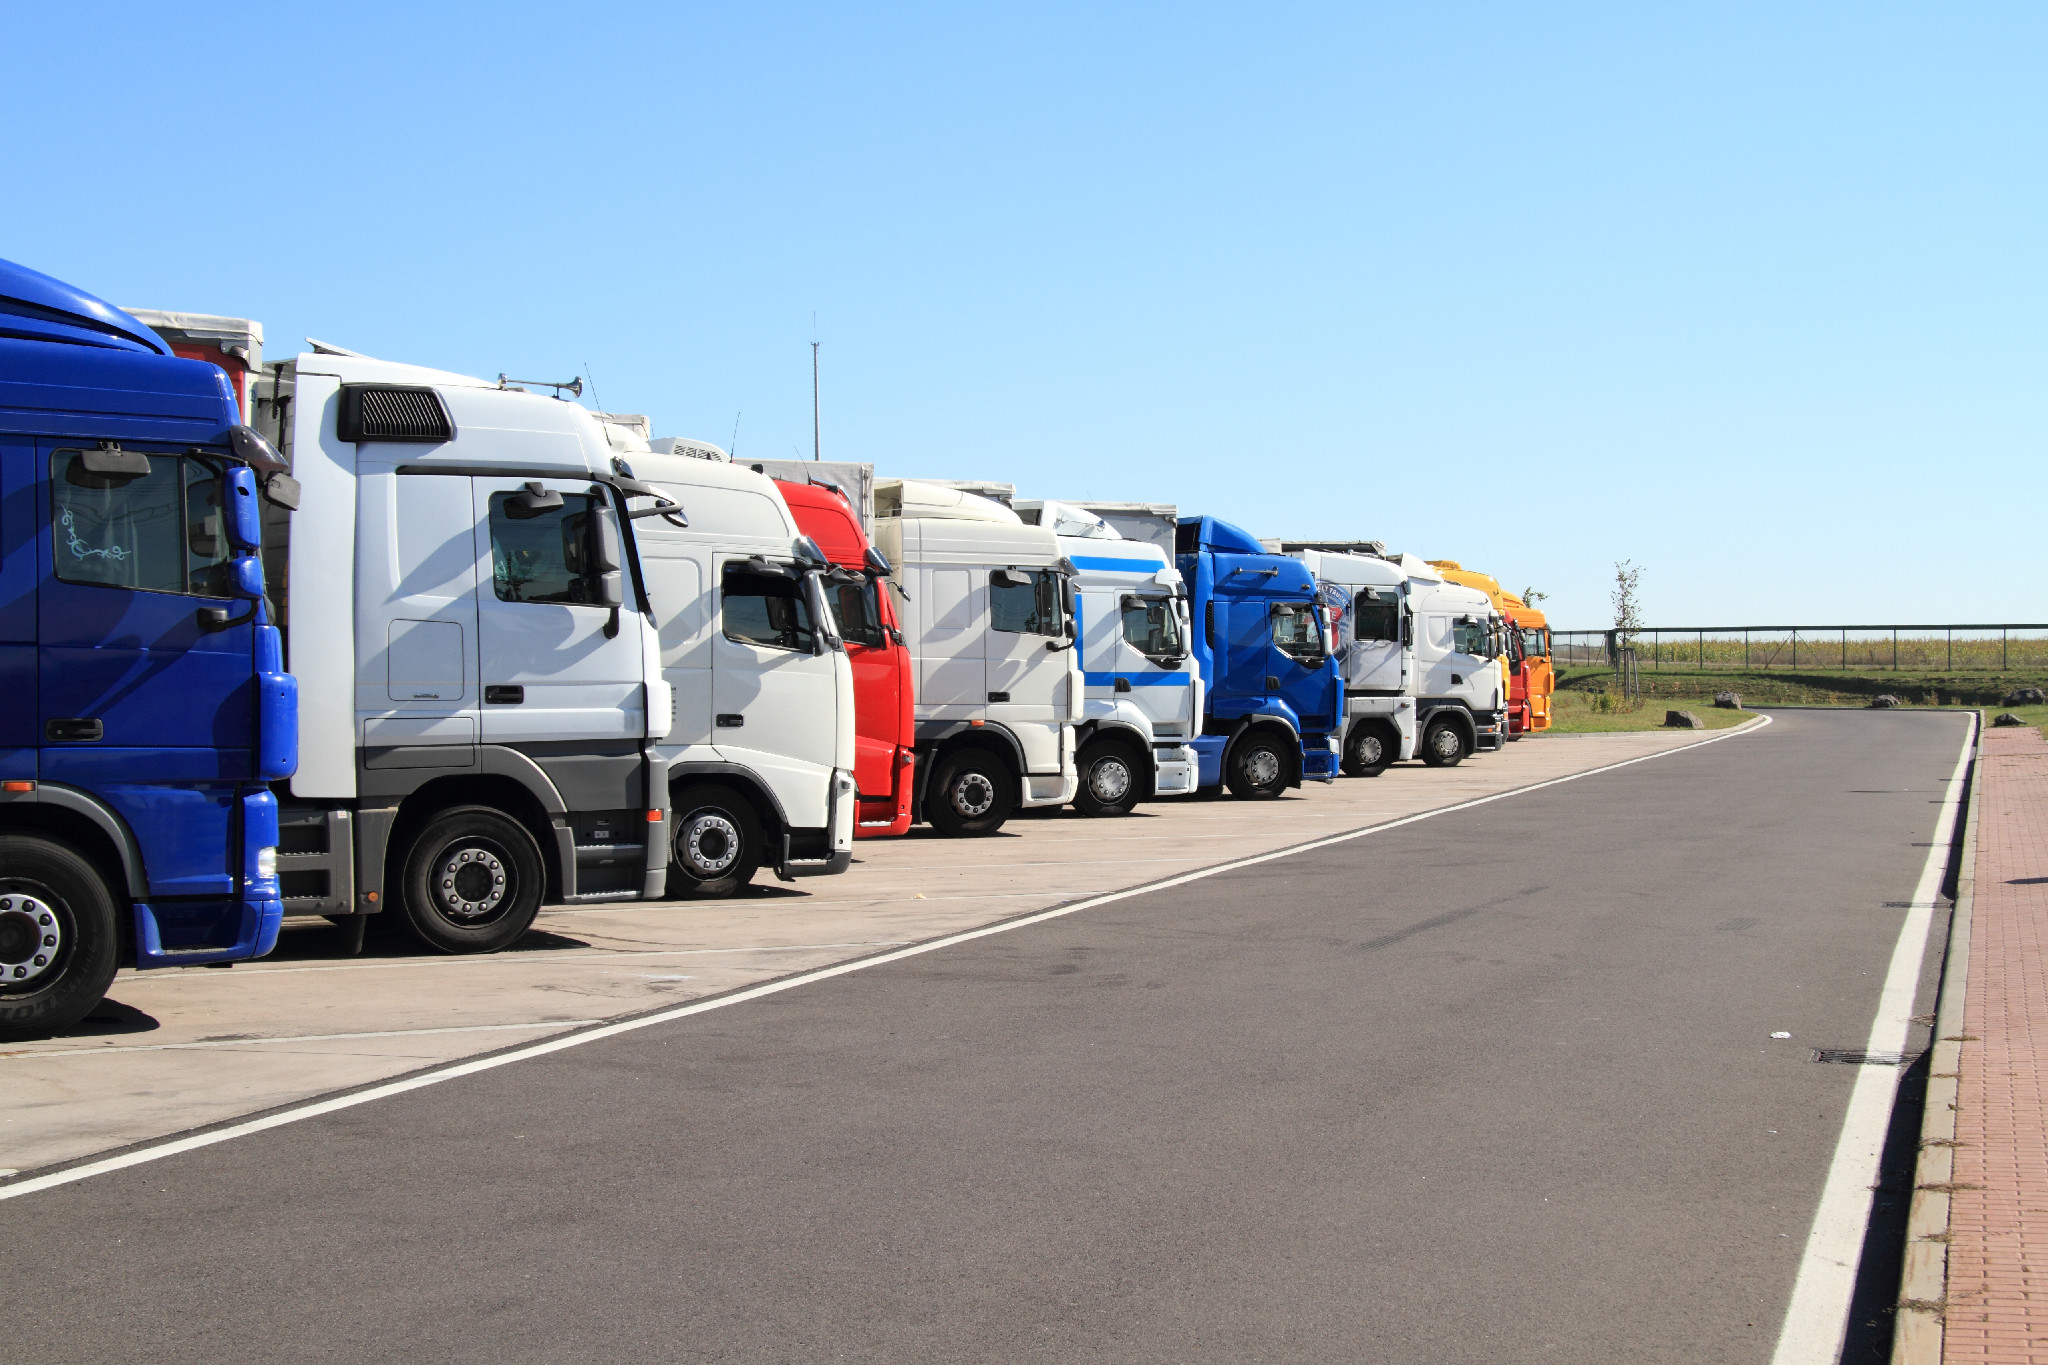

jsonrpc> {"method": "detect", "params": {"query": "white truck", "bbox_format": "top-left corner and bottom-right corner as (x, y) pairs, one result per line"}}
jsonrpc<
(1277, 543), (1506, 769)
(1013, 500), (1200, 815)
(871, 479), (1080, 835)
(608, 434), (857, 893)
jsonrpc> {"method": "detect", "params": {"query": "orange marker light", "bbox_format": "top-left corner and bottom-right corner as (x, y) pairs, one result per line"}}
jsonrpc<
(647, 809), (664, 822)
(2, 780), (33, 793)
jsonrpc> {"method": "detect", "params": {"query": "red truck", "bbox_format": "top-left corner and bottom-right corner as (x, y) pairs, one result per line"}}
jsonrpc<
(775, 477), (917, 837)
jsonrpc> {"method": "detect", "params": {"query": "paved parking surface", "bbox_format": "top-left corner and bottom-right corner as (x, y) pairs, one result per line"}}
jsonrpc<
(1, 729), (1707, 1174)
(0, 711), (1976, 1363)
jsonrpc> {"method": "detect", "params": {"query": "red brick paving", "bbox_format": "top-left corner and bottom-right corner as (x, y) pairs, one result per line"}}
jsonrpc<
(1944, 724), (2048, 1363)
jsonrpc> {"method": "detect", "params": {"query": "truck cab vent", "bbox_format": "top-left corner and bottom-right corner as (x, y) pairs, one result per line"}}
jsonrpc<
(338, 385), (454, 443)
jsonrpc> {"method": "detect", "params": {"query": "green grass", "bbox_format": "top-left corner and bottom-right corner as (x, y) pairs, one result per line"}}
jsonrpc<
(1554, 666), (2048, 708)
(1981, 703), (2048, 742)
(1537, 690), (1757, 734)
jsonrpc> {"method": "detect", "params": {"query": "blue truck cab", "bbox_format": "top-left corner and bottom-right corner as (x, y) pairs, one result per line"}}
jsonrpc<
(1176, 516), (1341, 797)
(0, 259), (297, 1038)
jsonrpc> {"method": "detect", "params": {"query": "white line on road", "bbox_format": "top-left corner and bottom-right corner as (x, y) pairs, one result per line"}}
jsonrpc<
(0, 1020), (608, 1060)
(109, 941), (914, 980)
(1768, 715), (1976, 1365)
(0, 715), (1771, 1202)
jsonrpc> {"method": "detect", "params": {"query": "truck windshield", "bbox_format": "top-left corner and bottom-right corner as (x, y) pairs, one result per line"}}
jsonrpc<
(1522, 627), (1549, 659)
(1271, 601), (1325, 663)
(826, 577), (887, 649)
(1121, 595), (1186, 663)
(990, 569), (1062, 637)
(723, 564), (816, 652)
(1351, 590), (1399, 643)
(51, 449), (232, 597)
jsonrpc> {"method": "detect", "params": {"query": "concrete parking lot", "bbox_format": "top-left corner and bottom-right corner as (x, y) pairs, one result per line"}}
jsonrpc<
(2, 728), (1718, 1175)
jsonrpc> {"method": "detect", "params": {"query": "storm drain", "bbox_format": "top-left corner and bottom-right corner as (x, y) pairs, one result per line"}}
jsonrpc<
(1811, 1048), (1914, 1066)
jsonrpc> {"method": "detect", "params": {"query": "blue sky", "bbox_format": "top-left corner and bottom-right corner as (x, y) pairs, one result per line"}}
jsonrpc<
(5, 3), (2041, 629)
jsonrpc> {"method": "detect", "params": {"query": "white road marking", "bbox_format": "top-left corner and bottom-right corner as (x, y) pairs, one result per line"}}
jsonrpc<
(1768, 715), (1976, 1365)
(111, 941), (913, 981)
(0, 716), (1770, 1202)
(1, 1020), (605, 1060)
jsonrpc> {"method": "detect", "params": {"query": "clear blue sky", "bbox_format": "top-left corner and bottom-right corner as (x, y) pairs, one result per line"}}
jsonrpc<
(6, 3), (2041, 629)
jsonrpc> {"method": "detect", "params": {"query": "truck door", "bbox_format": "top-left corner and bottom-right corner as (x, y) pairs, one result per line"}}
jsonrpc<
(710, 556), (838, 786)
(1114, 590), (1189, 732)
(37, 442), (250, 898)
(824, 573), (901, 802)
(474, 477), (645, 744)
(1344, 585), (1404, 692)
(917, 563), (985, 711)
(986, 567), (1065, 720)
(1218, 596), (1275, 702)
(0, 439), (37, 781)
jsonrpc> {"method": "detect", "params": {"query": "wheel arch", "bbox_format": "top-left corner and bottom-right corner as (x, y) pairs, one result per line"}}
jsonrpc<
(911, 722), (1026, 817)
(0, 786), (145, 900)
(1222, 716), (1303, 789)
(391, 776), (561, 902)
(667, 761), (789, 838)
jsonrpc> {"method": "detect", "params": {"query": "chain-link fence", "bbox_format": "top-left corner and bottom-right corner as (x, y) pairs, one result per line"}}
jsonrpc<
(1553, 626), (2048, 673)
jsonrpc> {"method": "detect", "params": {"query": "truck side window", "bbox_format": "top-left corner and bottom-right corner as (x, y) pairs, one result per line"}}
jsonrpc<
(723, 565), (815, 652)
(1120, 595), (1186, 663)
(1452, 618), (1492, 656)
(1352, 591), (1399, 643)
(1523, 627), (1548, 658)
(489, 492), (603, 605)
(827, 578), (886, 649)
(50, 449), (231, 596)
(1271, 602), (1325, 663)
(990, 569), (1059, 636)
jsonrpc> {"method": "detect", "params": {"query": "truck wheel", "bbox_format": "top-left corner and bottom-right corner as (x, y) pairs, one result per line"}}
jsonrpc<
(1225, 733), (1289, 799)
(0, 834), (121, 1041)
(927, 752), (1014, 836)
(1343, 721), (1396, 778)
(1421, 716), (1467, 768)
(670, 784), (764, 898)
(1074, 740), (1143, 818)
(398, 807), (545, 953)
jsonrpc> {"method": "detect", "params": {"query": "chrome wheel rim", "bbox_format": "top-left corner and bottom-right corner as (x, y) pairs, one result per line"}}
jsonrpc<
(951, 771), (997, 818)
(1354, 733), (1384, 767)
(1089, 756), (1133, 803)
(435, 846), (509, 920)
(0, 894), (61, 987)
(1431, 727), (1461, 759)
(1243, 747), (1281, 787)
(680, 812), (742, 876)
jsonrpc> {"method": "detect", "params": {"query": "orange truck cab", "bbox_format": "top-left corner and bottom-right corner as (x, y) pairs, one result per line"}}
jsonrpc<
(775, 477), (918, 835)
(1426, 562), (1552, 736)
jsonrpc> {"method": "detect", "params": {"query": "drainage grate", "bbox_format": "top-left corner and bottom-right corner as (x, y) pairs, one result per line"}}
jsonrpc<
(1811, 1048), (1913, 1066)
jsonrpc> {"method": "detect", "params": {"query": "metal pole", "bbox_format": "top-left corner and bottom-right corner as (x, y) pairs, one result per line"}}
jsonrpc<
(1947, 627), (1953, 672)
(1841, 627), (1846, 670)
(2004, 627), (2009, 671)
(1893, 628), (1897, 671)
(1792, 629), (1798, 669)
(1745, 629), (1750, 668)
(811, 340), (821, 461)
(1699, 629), (1704, 671)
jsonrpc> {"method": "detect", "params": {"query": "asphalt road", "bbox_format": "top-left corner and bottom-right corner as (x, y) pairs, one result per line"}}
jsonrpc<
(7, 711), (1972, 1363)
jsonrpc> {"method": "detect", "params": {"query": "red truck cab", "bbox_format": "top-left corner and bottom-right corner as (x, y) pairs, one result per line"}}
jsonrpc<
(776, 478), (917, 836)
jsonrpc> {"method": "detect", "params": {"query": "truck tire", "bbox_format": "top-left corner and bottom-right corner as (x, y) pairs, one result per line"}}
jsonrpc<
(1343, 721), (1396, 778)
(0, 834), (121, 1041)
(1420, 715), (1467, 768)
(926, 751), (1014, 837)
(1074, 739), (1143, 818)
(669, 784), (764, 898)
(1224, 732), (1290, 799)
(397, 806), (545, 953)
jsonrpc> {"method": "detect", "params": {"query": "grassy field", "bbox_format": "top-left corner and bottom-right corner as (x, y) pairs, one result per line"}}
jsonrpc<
(1556, 634), (2048, 673)
(1536, 689), (1757, 734)
(1982, 702), (2048, 742)
(1553, 666), (2048, 708)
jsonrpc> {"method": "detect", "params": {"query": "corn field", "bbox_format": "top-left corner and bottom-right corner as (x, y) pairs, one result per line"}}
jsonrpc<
(1553, 627), (2048, 673)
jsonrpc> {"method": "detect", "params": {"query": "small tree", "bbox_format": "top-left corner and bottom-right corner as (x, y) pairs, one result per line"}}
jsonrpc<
(1520, 586), (1548, 605)
(1611, 560), (1643, 644)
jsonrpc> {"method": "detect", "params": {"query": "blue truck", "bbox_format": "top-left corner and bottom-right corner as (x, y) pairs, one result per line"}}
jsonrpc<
(1176, 515), (1342, 797)
(0, 259), (297, 1038)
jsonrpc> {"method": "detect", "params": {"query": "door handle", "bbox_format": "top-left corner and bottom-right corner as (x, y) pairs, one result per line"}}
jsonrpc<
(1264, 676), (1280, 692)
(1114, 678), (1131, 693)
(46, 718), (103, 742)
(716, 713), (745, 728)
(987, 691), (1010, 703)
(485, 685), (525, 705)
(1451, 674), (1462, 685)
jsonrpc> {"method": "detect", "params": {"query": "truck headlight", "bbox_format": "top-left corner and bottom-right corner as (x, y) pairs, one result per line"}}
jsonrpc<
(256, 846), (277, 878)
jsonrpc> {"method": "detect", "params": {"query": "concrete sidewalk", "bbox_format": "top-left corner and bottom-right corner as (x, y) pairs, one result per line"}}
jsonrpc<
(1939, 724), (2048, 1362)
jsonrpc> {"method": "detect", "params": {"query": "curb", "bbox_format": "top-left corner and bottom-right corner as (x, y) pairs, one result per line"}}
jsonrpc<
(1892, 711), (1983, 1365)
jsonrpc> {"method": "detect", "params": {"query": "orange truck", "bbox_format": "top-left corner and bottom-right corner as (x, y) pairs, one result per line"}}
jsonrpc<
(1426, 563), (1553, 735)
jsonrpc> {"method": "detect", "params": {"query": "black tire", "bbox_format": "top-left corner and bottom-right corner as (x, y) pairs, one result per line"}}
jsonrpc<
(0, 833), (122, 1040)
(926, 751), (1015, 836)
(1224, 731), (1290, 799)
(397, 806), (545, 953)
(1420, 715), (1468, 768)
(1074, 740), (1143, 818)
(669, 784), (765, 898)
(1342, 721), (1396, 778)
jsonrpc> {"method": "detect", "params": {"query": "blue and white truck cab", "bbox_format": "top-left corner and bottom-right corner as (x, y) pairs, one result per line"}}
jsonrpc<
(0, 260), (297, 1036)
(1273, 543), (1420, 777)
(1176, 516), (1342, 798)
(1013, 500), (1199, 816)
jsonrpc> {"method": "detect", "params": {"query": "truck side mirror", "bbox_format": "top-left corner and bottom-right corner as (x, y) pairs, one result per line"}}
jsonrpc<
(596, 570), (625, 609)
(865, 546), (893, 576)
(589, 509), (623, 573)
(224, 467), (263, 553)
(227, 425), (290, 475)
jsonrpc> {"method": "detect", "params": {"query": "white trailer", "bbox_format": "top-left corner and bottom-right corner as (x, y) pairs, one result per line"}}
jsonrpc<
(871, 480), (1080, 835)
(1014, 500), (1200, 815)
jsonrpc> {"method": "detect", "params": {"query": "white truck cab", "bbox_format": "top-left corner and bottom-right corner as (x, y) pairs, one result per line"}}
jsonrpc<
(255, 351), (677, 952)
(1392, 555), (1507, 765)
(1277, 545), (1419, 777)
(610, 433), (857, 893)
(872, 479), (1081, 835)
(1014, 500), (1200, 815)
